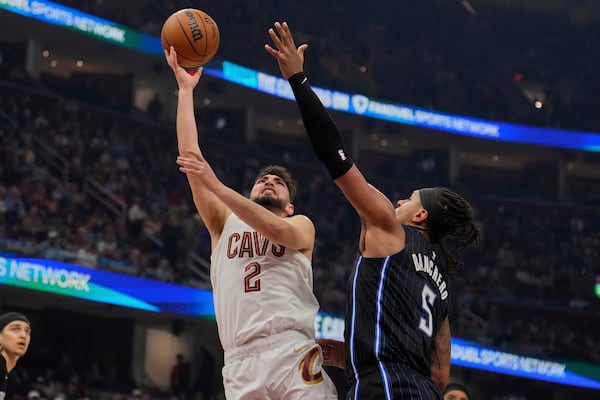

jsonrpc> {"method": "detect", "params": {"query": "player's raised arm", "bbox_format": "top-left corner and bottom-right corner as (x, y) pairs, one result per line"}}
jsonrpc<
(165, 47), (229, 241)
(177, 152), (315, 255)
(265, 22), (396, 228)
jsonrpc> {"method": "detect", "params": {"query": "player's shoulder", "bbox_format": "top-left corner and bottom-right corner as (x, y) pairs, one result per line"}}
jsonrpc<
(287, 214), (315, 230)
(288, 213), (312, 222)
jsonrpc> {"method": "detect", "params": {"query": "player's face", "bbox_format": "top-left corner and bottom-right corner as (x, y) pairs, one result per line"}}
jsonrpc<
(250, 174), (290, 203)
(443, 390), (469, 400)
(0, 321), (31, 357)
(394, 191), (425, 224)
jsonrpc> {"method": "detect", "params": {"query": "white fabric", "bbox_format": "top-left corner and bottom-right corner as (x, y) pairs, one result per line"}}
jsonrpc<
(211, 214), (319, 352)
(222, 331), (338, 400)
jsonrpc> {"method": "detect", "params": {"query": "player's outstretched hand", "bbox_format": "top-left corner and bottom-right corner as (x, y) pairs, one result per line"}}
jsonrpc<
(176, 150), (221, 191)
(317, 338), (346, 369)
(164, 46), (203, 90)
(265, 21), (308, 80)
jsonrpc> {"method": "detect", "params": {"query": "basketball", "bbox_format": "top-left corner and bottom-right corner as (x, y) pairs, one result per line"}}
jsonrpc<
(160, 9), (220, 68)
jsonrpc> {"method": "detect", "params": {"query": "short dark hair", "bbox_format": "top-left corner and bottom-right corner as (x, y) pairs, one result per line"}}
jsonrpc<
(444, 382), (470, 399)
(255, 165), (297, 203)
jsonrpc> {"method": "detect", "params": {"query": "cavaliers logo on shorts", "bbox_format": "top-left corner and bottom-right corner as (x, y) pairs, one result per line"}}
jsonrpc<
(298, 347), (324, 384)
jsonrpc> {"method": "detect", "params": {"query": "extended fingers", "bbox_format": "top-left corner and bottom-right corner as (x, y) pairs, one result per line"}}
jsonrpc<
(176, 156), (198, 167)
(275, 21), (295, 48)
(269, 21), (294, 47)
(176, 151), (207, 171)
(165, 46), (177, 67)
(278, 22), (293, 44)
(264, 43), (278, 56)
(268, 26), (283, 49)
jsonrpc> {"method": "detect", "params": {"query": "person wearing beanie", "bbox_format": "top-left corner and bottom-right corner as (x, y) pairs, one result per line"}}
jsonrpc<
(443, 382), (470, 400)
(0, 312), (31, 400)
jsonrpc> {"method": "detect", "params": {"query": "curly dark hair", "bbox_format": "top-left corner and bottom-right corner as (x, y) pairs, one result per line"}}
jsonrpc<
(419, 187), (481, 275)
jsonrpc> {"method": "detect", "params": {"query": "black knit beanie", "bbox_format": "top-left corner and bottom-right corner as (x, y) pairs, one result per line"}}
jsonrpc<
(0, 312), (30, 332)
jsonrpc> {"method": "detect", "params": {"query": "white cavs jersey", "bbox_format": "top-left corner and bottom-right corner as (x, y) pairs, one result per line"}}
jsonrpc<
(211, 213), (319, 352)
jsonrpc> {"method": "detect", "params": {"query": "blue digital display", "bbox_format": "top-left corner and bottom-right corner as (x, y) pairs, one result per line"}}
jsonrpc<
(219, 62), (600, 152)
(451, 338), (600, 390)
(0, 0), (162, 54)
(0, 254), (215, 317)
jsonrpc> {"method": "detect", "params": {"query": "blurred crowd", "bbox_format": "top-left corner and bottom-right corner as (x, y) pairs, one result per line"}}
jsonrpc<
(7, 355), (140, 400)
(1, 1), (599, 399)
(1, 76), (598, 368)
(0, 81), (200, 285)
(51, 0), (600, 132)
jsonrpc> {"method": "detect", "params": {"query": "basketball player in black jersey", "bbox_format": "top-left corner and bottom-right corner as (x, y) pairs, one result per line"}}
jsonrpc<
(266, 22), (481, 399)
(0, 312), (31, 400)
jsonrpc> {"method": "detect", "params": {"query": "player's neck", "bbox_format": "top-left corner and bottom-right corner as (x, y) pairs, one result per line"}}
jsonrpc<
(1, 352), (19, 372)
(408, 224), (433, 242)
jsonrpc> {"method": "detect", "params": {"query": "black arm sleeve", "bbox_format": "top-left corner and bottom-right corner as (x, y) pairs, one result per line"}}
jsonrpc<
(288, 72), (354, 180)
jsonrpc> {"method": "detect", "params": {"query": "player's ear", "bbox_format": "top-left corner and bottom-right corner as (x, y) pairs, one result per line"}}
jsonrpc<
(412, 208), (428, 224)
(284, 203), (294, 216)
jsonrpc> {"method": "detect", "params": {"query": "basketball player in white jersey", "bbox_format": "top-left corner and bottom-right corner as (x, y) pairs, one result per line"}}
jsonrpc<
(165, 47), (337, 400)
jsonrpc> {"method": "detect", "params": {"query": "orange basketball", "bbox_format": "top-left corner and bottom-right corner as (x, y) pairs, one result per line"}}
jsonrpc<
(160, 9), (220, 68)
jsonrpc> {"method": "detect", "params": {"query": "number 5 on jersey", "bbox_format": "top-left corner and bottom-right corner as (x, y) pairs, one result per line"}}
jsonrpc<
(419, 284), (436, 337)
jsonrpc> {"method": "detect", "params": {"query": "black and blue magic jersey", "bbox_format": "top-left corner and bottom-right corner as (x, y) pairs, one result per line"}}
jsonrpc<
(345, 225), (449, 399)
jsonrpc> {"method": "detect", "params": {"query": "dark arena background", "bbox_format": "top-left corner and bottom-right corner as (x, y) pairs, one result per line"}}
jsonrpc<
(1, 0), (599, 399)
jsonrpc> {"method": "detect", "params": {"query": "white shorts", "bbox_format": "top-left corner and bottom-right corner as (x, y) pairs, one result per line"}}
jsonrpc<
(222, 331), (338, 400)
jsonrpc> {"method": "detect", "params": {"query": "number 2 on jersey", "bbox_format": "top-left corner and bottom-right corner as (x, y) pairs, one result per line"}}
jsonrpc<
(418, 284), (436, 337)
(244, 262), (261, 292)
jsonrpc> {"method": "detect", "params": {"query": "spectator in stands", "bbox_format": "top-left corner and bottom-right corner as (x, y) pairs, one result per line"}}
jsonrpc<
(2, 186), (26, 223)
(0, 312), (32, 400)
(147, 92), (164, 122)
(191, 346), (216, 400)
(170, 353), (189, 400)
(443, 382), (470, 400)
(126, 196), (147, 240)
